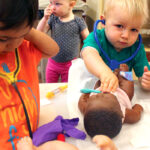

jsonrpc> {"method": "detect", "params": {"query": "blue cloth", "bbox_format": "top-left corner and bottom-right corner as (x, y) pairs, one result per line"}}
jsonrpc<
(33, 115), (86, 146)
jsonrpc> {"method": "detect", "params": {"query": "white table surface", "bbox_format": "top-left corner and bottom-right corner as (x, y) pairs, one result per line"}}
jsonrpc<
(39, 83), (68, 126)
(39, 81), (150, 150)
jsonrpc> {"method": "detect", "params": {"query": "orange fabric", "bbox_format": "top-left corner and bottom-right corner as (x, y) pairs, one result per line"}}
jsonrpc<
(0, 40), (42, 150)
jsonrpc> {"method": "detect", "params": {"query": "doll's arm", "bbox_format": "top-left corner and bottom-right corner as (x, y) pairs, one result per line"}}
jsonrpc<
(93, 135), (118, 150)
(124, 104), (143, 124)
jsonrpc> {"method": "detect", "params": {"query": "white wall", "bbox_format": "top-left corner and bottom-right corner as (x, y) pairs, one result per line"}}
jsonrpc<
(86, 0), (104, 21)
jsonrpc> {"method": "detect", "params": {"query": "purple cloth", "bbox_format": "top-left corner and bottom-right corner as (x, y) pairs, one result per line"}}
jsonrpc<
(33, 115), (86, 146)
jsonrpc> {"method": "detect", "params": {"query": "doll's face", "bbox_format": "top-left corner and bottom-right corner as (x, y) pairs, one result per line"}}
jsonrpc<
(79, 92), (123, 117)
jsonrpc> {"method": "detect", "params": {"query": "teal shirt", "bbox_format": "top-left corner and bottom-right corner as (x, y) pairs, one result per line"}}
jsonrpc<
(82, 28), (150, 77)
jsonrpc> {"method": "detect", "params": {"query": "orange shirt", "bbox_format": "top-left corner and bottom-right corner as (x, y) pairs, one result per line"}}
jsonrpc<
(0, 40), (42, 150)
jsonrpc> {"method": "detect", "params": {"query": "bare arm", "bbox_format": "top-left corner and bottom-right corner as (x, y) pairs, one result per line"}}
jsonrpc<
(36, 17), (50, 32)
(36, 4), (53, 32)
(24, 28), (59, 58)
(124, 104), (143, 124)
(81, 48), (118, 92)
(80, 28), (89, 40)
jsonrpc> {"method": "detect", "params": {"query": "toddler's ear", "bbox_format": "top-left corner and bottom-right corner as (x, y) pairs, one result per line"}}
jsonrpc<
(70, 1), (76, 8)
(100, 15), (105, 27)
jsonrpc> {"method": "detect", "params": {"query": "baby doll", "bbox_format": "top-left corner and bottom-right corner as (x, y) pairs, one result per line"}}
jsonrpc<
(78, 64), (143, 138)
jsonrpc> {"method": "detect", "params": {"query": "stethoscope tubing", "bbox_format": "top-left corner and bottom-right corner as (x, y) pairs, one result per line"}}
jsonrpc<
(94, 20), (142, 69)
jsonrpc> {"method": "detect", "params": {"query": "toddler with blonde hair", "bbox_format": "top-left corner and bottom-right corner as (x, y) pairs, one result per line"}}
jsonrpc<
(81, 0), (150, 92)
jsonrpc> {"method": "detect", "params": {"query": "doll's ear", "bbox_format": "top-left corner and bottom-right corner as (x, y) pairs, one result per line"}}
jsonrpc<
(82, 93), (90, 101)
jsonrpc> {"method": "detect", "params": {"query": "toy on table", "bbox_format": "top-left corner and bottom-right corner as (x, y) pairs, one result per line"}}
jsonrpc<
(32, 115), (86, 146)
(57, 133), (65, 142)
(80, 89), (102, 94)
(120, 71), (133, 81)
(46, 84), (68, 99)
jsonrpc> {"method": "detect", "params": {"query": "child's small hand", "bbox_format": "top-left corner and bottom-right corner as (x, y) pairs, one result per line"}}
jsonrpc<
(141, 66), (150, 90)
(100, 71), (118, 92)
(44, 4), (54, 20)
(93, 135), (118, 150)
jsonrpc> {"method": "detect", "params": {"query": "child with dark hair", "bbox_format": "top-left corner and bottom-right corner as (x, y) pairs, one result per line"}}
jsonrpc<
(0, 0), (79, 150)
(78, 64), (143, 139)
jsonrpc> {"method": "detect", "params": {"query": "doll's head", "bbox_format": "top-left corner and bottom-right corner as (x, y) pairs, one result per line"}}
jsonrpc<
(78, 92), (123, 138)
(84, 108), (122, 138)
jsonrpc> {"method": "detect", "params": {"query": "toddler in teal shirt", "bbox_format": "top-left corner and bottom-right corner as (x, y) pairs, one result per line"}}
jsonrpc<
(81, 0), (150, 92)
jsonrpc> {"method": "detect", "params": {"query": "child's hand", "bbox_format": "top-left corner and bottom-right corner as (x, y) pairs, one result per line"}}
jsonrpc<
(93, 135), (118, 150)
(141, 66), (150, 90)
(99, 71), (118, 92)
(44, 4), (54, 20)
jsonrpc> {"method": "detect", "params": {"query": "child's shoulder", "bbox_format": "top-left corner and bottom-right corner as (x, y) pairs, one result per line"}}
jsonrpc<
(74, 15), (85, 23)
(74, 15), (87, 29)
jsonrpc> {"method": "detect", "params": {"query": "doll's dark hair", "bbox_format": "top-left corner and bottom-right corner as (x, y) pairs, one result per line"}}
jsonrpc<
(0, 0), (38, 30)
(84, 109), (122, 138)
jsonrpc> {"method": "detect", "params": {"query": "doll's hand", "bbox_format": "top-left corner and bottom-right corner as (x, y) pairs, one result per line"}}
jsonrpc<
(93, 135), (118, 150)
(99, 71), (118, 92)
(132, 104), (143, 112)
(44, 4), (54, 20)
(141, 66), (150, 90)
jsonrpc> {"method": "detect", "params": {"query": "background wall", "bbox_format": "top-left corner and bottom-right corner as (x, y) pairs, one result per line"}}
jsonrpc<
(86, 0), (104, 31)
(86, 0), (104, 21)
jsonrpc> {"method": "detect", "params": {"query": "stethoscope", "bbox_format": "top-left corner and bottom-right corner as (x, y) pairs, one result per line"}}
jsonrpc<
(0, 49), (33, 138)
(94, 20), (142, 70)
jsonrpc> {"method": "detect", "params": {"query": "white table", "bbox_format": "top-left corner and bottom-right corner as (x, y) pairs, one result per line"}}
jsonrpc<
(39, 83), (68, 126)
(39, 81), (150, 150)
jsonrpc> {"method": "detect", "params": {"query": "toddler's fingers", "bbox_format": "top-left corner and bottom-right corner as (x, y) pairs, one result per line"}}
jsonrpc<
(100, 80), (109, 92)
(111, 82), (118, 92)
(107, 80), (117, 92)
(144, 66), (149, 72)
(142, 76), (150, 85)
(141, 79), (150, 89)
